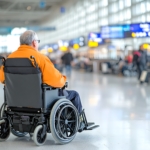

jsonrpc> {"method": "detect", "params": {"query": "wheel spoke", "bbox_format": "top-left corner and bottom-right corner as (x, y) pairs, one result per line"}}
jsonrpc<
(60, 113), (65, 119)
(37, 137), (40, 142)
(65, 125), (69, 137)
(64, 107), (68, 117)
(60, 124), (65, 131)
(55, 118), (64, 122)
(67, 124), (74, 133)
(68, 120), (76, 123)
(66, 110), (74, 119)
(60, 122), (65, 128)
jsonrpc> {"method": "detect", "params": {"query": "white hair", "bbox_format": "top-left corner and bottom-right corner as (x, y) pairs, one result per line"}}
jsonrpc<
(20, 30), (38, 45)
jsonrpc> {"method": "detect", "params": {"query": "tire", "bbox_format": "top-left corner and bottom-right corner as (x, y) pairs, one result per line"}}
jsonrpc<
(0, 119), (10, 141)
(50, 99), (79, 144)
(0, 103), (5, 119)
(11, 128), (28, 137)
(33, 125), (47, 146)
(0, 104), (28, 138)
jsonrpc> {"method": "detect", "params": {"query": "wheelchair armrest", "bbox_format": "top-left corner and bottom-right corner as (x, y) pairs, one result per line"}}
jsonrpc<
(59, 96), (66, 99)
(42, 84), (53, 89)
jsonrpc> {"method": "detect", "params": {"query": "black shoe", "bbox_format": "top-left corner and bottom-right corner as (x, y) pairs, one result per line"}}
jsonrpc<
(78, 121), (86, 132)
(140, 81), (144, 84)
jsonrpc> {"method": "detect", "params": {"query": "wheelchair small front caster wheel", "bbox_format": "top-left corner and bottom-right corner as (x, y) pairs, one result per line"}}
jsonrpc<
(29, 133), (33, 137)
(33, 125), (47, 146)
(0, 119), (10, 141)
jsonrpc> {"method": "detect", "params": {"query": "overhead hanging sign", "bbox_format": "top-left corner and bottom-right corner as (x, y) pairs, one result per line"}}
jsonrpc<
(88, 32), (103, 47)
(69, 36), (85, 50)
(101, 23), (150, 39)
(58, 40), (69, 51)
(39, 0), (46, 8)
(60, 7), (66, 13)
(0, 26), (56, 35)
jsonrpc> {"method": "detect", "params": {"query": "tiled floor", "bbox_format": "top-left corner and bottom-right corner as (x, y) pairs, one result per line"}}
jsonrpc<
(0, 71), (150, 150)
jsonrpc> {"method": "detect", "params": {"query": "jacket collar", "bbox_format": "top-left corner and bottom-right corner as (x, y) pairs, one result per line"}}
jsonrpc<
(18, 45), (37, 51)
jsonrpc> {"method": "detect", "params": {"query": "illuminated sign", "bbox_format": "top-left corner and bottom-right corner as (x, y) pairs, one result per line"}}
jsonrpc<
(49, 43), (59, 51)
(69, 36), (85, 50)
(88, 33), (103, 47)
(101, 23), (150, 39)
(58, 40), (69, 51)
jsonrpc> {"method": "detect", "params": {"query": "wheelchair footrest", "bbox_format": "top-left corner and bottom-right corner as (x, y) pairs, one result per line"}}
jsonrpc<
(85, 122), (99, 130)
(78, 109), (99, 132)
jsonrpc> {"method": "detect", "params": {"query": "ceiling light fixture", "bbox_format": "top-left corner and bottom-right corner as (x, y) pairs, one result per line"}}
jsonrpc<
(27, 6), (31, 11)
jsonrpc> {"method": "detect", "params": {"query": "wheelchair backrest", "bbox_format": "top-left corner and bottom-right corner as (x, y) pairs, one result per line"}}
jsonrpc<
(4, 58), (43, 108)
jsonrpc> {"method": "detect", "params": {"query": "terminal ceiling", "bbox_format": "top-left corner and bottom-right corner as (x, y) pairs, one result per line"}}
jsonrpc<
(0, 0), (75, 27)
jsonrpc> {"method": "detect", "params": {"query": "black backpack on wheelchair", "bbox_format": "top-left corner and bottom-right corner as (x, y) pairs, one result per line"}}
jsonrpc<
(0, 56), (99, 146)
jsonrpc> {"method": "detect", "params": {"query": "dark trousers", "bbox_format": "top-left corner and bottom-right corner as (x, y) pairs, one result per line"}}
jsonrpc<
(65, 65), (72, 77)
(137, 65), (144, 80)
(59, 89), (82, 113)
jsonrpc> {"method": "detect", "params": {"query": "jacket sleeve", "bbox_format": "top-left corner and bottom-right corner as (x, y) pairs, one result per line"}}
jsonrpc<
(39, 54), (66, 88)
(0, 66), (4, 84)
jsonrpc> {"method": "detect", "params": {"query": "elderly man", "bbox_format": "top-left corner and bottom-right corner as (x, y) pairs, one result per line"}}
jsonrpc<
(0, 30), (82, 114)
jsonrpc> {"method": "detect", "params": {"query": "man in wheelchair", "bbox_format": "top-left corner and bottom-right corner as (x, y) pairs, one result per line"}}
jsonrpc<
(0, 30), (99, 146)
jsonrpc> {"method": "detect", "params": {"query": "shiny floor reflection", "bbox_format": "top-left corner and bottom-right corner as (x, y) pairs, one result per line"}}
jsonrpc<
(0, 71), (150, 150)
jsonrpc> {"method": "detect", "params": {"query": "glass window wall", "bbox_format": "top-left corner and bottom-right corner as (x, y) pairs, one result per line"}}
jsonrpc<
(99, 0), (108, 7)
(40, 0), (150, 46)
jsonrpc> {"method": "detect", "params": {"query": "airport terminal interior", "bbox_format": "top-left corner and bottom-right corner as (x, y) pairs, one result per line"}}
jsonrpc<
(1, 0), (150, 150)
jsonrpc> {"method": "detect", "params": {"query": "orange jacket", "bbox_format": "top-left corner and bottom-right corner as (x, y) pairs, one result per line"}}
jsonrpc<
(0, 45), (66, 88)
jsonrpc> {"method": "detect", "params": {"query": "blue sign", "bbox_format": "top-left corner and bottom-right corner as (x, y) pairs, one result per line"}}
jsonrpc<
(49, 43), (59, 51)
(88, 33), (103, 44)
(69, 36), (85, 47)
(0, 27), (12, 35)
(39, 1), (46, 8)
(60, 7), (65, 13)
(88, 33), (104, 47)
(101, 25), (130, 39)
(101, 23), (150, 39)
(27, 26), (56, 31)
(40, 43), (59, 51)
(0, 26), (56, 35)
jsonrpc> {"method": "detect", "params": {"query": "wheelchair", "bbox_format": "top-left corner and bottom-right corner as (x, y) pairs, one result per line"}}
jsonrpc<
(0, 56), (99, 146)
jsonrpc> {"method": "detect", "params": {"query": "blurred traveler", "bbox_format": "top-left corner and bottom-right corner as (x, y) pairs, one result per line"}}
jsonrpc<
(126, 53), (133, 64)
(61, 47), (74, 77)
(0, 30), (83, 115)
(133, 45), (148, 83)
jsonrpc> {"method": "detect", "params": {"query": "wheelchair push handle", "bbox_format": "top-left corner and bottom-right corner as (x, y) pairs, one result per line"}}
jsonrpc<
(0, 56), (5, 66)
(62, 81), (68, 90)
(65, 81), (68, 88)
(30, 55), (38, 68)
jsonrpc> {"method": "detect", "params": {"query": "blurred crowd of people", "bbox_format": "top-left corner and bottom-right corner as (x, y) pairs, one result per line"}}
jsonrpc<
(47, 47), (93, 77)
(103, 44), (150, 84)
(1, 45), (150, 84)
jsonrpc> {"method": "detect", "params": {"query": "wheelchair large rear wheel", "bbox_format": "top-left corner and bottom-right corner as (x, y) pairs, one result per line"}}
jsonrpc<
(50, 99), (79, 144)
(0, 103), (5, 119)
(0, 119), (10, 141)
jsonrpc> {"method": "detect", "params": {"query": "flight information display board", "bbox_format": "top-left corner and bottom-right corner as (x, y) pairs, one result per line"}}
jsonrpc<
(88, 32), (104, 47)
(101, 23), (150, 39)
(69, 36), (85, 50)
